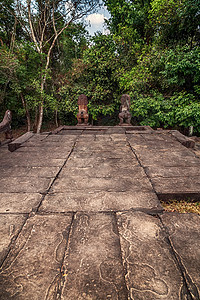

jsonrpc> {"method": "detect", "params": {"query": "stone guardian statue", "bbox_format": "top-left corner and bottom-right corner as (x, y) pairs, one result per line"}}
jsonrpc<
(77, 94), (89, 125)
(118, 94), (132, 125)
(0, 110), (13, 139)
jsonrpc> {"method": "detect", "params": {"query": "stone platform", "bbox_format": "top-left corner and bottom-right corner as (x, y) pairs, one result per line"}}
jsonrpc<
(0, 127), (200, 299)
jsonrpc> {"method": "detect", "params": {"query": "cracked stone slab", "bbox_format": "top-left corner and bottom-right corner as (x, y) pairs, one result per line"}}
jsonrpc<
(52, 176), (153, 193)
(0, 177), (52, 193)
(39, 191), (162, 213)
(152, 176), (200, 194)
(70, 151), (133, 160)
(44, 135), (77, 142)
(0, 166), (60, 178)
(161, 212), (200, 297)
(135, 154), (199, 167)
(74, 142), (126, 147)
(0, 214), (73, 299)
(22, 141), (75, 147)
(128, 137), (186, 150)
(0, 214), (27, 265)
(145, 166), (200, 178)
(117, 211), (183, 299)
(1, 151), (72, 160)
(15, 147), (73, 156)
(0, 158), (65, 167)
(134, 148), (196, 159)
(60, 165), (147, 178)
(130, 141), (184, 151)
(61, 213), (128, 299)
(66, 157), (139, 168)
(0, 193), (42, 213)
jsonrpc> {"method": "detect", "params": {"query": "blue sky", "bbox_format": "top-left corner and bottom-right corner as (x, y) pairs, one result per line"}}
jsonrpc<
(85, 4), (110, 36)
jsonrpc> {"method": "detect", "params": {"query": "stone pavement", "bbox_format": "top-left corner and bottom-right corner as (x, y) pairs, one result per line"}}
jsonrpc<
(0, 127), (200, 299)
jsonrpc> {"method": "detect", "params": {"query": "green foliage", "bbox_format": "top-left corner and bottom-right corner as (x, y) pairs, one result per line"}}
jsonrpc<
(130, 92), (200, 133)
(1, 0), (200, 133)
(149, 0), (200, 46)
(160, 46), (200, 91)
(60, 34), (121, 122)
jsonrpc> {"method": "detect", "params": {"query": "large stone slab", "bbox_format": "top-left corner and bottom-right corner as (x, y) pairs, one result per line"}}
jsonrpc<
(60, 165), (146, 178)
(145, 166), (200, 178)
(0, 214), (26, 265)
(136, 154), (199, 167)
(15, 147), (73, 157)
(152, 176), (200, 195)
(39, 191), (162, 213)
(0, 193), (42, 213)
(52, 176), (153, 193)
(117, 211), (183, 299)
(65, 157), (139, 168)
(8, 132), (34, 152)
(1, 151), (72, 160)
(0, 177), (52, 193)
(61, 212), (128, 299)
(0, 158), (65, 167)
(22, 141), (75, 147)
(0, 166), (60, 178)
(0, 214), (73, 299)
(135, 148), (196, 159)
(161, 212), (200, 297)
(70, 150), (133, 160)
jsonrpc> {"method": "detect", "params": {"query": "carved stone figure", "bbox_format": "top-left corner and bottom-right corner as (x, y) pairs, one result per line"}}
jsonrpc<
(0, 110), (13, 139)
(118, 94), (132, 125)
(77, 94), (89, 125)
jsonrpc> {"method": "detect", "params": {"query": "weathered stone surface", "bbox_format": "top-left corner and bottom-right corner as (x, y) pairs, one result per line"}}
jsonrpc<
(170, 130), (195, 148)
(0, 193), (42, 213)
(136, 153), (199, 167)
(135, 148), (195, 159)
(61, 213), (128, 299)
(66, 156), (139, 168)
(145, 166), (200, 178)
(0, 177), (52, 193)
(15, 147), (73, 157)
(39, 191), (162, 213)
(8, 132), (34, 152)
(52, 176), (153, 193)
(152, 176), (200, 194)
(0, 214), (73, 299)
(60, 165), (146, 178)
(22, 141), (75, 147)
(70, 150), (132, 159)
(0, 166), (60, 178)
(117, 211), (183, 299)
(0, 214), (26, 265)
(1, 151), (71, 160)
(0, 158), (65, 167)
(161, 212), (200, 297)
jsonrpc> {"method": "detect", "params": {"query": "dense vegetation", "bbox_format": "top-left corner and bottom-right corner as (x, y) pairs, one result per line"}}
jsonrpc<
(0, 0), (200, 134)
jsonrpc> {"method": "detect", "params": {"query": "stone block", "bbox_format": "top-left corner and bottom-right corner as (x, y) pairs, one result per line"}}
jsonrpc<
(0, 214), (73, 299)
(161, 212), (200, 297)
(117, 211), (183, 299)
(61, 213), (128, 299)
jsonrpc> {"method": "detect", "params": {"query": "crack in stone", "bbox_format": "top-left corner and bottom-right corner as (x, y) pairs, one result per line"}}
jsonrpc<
(113, 212), (129, 299)
(35, 136), (80, 213)
(57, 213), (75, 299)
(158, 215), (200, 300)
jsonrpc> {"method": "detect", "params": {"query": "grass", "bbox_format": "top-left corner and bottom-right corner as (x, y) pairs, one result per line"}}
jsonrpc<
(161, 199), (200, 214)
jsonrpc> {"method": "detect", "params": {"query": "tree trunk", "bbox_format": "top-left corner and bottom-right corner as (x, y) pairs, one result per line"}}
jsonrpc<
(55, 109), (58, 127)
(36, 104), (44, 133)
(20, 93), (31, 131)
(36, 76), (45, 133)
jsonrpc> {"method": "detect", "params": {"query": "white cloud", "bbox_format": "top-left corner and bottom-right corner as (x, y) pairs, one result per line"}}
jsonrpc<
(86, 13), (106, 25)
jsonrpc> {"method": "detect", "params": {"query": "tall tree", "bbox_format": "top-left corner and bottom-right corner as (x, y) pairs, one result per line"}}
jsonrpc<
(3, 0), (99, 132)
